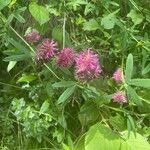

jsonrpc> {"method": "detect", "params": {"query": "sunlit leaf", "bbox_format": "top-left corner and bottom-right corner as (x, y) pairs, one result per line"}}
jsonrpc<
(29, 2), (50, 25)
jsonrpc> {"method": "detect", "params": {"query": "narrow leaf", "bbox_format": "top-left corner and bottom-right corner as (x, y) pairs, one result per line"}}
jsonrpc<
(129, 79), (150, 88)
(57, 86), (76, 104)
(52, 81), (75, 88)
(17, 75), (37, 83)
(142, 63), (150, 75)
(0, 0), (11, 10)
(125, 53), (133, 83)
(7, 61), (17, 72)
(126, 85), (143, 106)
(3, 54), (30, 62)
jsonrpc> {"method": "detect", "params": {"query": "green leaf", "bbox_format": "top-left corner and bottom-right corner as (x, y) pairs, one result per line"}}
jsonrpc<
(29, 2), (50, 25)
(109, 113), (126, 131)
(127, 9), (144, 25)
(8, 38), (30, 55)
(17, 75), (37, 83)
(3, 54), (30, 62)
(78, 102), (99, 126)
(125, 53), (133, 83)
(62, 143), (70, 150)
(40, 100), (49, 114)
(120, 131), (150, 150)
(142, 63), (150, 75)
(7, 61), (17, 72)
(85, 123), (121, 150)
(126, 85), (143, 106)
(57, 86), (76, 104)
(75, 135), (85, 150)
(13, 13), (26, 23)
(52, 26), (71, 46)
(101, 14), (116, 29)
(83, 19), (99, 31)
(127, 115), (136, 133)
(0, 0), (11, 10)
(129, 79), (150, 88)
(52, 81), (75, 88)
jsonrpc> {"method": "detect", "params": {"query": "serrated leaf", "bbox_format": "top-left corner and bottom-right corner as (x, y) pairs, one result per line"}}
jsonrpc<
(52, 81), (75, 88)
(109, 113), (126, 131)
(0, 0), (11, 10)
(120, 131), (150, 150)
(125, 53), (133, 83)
(127, 9), (144, 25)
(129, 79), (150, 88)
(29, 2), (50, 25)
(40, 100), (49, 114)
(83, 19), (99, 31)
(7, 61), (17, 72)
(57, 86), (76, 104)
(17, 75), (37, 83)
(126, 85), (143, 106)
(85, 123), (121, 150)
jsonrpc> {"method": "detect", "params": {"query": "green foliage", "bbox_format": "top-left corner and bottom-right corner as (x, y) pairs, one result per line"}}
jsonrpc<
(29, 2), (50, 25)
(0, 0), (150, 149)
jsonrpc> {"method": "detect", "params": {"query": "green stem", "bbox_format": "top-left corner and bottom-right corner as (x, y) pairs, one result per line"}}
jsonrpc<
(63, 13), (66, 48)
(9, 26), (35, 53)
(44, 63), (61, 80)
(0, 81), (22, 89)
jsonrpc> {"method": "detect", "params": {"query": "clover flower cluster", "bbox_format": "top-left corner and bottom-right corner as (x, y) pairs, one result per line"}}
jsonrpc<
(25, 29), (127, 104)
(112, 68), (127, 103)
(25, 30), (102, 81)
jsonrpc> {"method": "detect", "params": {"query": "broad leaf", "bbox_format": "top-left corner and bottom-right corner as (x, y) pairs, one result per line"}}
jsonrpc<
(78, 102), (99, 126)
(125, 53), (133, 83)
(101, 14), (116, 29)
(29, 2), (50, 25)
(40, 100), (50, 114)
(120, 131), (150, 150)
(57, 86), (76, 104)
(127, 9), (144, 25)
(85, 123), (121, 150)
(83, 19), (99, 31)
(129, 79), (150, 88)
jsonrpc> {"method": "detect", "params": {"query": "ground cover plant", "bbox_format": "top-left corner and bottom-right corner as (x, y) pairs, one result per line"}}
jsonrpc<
(0, 0), (150, 150)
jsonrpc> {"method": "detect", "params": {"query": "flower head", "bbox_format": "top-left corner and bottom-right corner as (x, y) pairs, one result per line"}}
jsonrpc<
(36, 39), (58, 61)
(25, 31), (41, 43)
(57, 48), (75, 67)
(112, 91), (127, 103)
(75, 49), (102, 81)
(112, 68), (123, 82)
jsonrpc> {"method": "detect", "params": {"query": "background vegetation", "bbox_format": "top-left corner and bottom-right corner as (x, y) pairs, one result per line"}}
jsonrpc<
(0, 0), (150, 149)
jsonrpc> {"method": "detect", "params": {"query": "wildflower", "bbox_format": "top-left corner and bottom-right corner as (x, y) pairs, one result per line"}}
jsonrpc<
(112, 91), (127, 103)
(57, 48), (75, 67)
(75, 49), (102, 80)
(112, 68), (123, 82)
(36, 39), (58, 61)
(25, 31), (41, 43)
